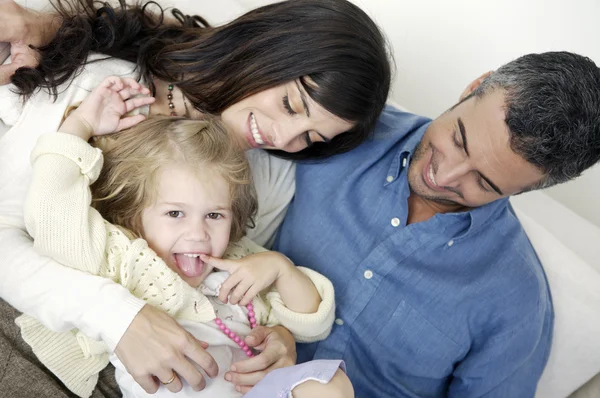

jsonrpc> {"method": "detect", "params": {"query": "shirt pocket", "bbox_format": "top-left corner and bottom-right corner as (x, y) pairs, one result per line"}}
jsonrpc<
(369, 300), (465, 381)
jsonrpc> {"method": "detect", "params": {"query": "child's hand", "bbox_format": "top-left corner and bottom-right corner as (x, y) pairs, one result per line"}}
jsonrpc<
(200, 251), (294, 306)
(61, 76), (155, 140)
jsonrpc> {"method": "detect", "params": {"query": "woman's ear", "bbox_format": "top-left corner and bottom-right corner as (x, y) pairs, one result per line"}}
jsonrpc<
(459, 71), (494, 100)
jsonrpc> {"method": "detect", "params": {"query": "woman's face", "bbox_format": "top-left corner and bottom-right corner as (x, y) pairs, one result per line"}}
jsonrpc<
(220, 79), (355, 152)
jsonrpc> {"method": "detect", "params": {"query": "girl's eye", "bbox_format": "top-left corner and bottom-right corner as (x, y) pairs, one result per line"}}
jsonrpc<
(167, 211), (183, 218)
(207, 213), (222, 220)
(282, 95), (297, 116)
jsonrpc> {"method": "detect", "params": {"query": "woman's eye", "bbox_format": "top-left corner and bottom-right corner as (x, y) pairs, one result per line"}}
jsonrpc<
(207, 213), (222, 220)
(167, 211), (183, 218)
(303, 131), (314, 147)
(282, 95), (297, 116)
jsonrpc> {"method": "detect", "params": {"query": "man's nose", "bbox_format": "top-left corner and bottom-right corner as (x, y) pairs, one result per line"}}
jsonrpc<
(434, 159), (471, 188)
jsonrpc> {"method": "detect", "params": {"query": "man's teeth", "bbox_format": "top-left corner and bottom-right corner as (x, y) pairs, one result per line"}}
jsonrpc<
(429, 165), (437, 186)
(250, 113), (265, 145)
(183, 253), (201, 258)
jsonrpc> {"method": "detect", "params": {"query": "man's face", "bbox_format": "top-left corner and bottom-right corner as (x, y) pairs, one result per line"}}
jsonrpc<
(408, 89), (545, 209)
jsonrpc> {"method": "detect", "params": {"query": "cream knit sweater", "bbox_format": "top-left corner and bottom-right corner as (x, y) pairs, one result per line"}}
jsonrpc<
(19, 132), (334, 398)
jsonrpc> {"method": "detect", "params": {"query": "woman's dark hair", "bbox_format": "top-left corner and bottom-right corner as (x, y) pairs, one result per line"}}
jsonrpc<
(12, 0), (392, 160)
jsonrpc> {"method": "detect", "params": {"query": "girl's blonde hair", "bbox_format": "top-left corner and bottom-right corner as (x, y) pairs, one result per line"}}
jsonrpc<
(91, 116), (257, 242)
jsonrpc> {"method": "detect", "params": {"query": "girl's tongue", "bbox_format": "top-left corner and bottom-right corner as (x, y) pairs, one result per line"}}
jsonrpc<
(174, 254), (205, 277)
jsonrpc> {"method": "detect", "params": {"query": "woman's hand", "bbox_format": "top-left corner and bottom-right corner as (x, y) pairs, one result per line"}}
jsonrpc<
(115, 305), (219, 394)
(225, 325), (297, 394)
(201, 251), (294, 306)
(0, 0), (61, 84)
(60, 76), (155, 140)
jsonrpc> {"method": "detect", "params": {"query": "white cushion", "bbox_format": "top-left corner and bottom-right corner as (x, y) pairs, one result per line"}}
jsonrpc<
(512, 204), (600, 397)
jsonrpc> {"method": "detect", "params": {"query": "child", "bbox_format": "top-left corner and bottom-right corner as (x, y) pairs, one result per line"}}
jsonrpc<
(19, 76), (353, 398)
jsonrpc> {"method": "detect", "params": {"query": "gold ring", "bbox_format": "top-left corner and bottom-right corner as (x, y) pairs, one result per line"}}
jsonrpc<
(161, 372), (176, 385)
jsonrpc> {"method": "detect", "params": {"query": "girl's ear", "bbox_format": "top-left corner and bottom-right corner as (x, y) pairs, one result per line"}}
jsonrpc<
(459, 71), (494, 101)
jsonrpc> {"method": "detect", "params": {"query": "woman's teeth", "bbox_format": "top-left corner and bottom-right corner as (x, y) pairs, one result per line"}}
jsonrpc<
(183, 253), (201, 258)
(250, 113), (265, 145)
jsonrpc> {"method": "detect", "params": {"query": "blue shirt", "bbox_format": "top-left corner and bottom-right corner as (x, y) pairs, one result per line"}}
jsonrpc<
(274, 106), (553, 398)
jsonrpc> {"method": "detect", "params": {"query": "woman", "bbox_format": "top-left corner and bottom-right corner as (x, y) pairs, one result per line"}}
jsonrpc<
(0, 0), (390, 396)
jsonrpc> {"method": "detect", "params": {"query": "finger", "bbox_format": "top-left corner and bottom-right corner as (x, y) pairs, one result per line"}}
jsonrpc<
(124, 95), (155, 113)
(237, 384), (255, 394)
(0, 62), (20, 85)
(239, 284), (261, 306)
(134, 374), (159, 394)
(183, 337), (219, 379)
(104, 76), (124, 91)
(218, 272), (244, 304)
(225, 369), (267, 388)
(229, 280), (253, 305)
(157, 370), (183, 393)
(243, 326), (269, 350)
(116, 115), (147, 132)
(121, 77), (143, 91)
(230, 350), (273, 374)
(200, 254), (235, 273)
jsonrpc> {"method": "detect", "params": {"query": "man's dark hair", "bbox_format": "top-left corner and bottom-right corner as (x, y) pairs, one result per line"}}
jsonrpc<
(471, 51), (600, 189)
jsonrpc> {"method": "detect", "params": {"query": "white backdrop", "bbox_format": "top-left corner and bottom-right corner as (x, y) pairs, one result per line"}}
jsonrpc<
(22, 0), (600, 226)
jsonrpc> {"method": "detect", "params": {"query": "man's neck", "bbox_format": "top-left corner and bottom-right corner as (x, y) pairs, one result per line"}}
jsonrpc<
(406, 193), (468, 225)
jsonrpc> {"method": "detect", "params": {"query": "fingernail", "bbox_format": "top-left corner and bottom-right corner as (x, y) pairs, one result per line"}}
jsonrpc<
(230, 365), (237, 372)
(224, 373), (231, 381)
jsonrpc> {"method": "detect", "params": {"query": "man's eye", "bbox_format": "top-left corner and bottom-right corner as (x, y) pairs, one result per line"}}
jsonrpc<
(167, 211), (183, 218)
(282, 95), (297, 116)
(453, 131), (463, 149)
(207, 213), (222, 220)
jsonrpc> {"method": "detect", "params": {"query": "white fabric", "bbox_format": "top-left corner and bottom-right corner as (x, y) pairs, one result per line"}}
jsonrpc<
(511, 194), (600, 398)
(0, 56), (295, 355)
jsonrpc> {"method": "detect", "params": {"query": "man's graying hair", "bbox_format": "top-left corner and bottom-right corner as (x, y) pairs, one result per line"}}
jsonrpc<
(470, 51), (600, 190)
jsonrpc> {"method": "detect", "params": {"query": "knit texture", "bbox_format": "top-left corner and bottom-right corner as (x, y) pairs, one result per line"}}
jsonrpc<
(19, 132), (335, 397)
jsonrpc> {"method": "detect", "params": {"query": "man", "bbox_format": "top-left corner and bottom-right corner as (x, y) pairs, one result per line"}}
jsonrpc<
(275, 52), (600, 397)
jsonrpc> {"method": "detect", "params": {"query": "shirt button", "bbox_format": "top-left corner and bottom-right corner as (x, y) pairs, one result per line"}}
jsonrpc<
(386, 175), (394, 183)
(402, 157), (408, 167)
(364, 270), (374, 279)
(391, 218), (400, 227)
(335, 318), (344, 326)
(447, 240), (454, 247)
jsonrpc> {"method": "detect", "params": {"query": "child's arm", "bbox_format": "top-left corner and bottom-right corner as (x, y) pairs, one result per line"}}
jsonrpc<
(24, 76), (154, 273)
(202, 237), (336, 342)
(202, 246), (320, 313)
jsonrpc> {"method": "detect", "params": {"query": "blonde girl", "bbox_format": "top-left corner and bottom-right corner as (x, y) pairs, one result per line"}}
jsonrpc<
(20, 76), (352, 398)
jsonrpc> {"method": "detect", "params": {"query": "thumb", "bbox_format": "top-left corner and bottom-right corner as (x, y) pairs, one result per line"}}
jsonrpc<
(201, 254), (235, 272)
(0, 62), (20, 85)
(244, 325), (269, 349)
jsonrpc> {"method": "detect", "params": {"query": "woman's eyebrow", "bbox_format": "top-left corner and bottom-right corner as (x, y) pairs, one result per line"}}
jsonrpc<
(294, 80), (311, 117)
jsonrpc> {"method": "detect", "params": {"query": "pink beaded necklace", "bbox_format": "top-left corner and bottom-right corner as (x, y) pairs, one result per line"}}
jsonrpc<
(214, 302), (257, 357)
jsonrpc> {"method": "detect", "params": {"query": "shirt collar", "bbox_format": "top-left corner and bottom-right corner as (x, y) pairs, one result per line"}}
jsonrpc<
(384, 121), (430, 186)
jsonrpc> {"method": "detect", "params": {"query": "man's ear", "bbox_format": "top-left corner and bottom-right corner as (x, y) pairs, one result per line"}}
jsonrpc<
(459, 71), (494, 101)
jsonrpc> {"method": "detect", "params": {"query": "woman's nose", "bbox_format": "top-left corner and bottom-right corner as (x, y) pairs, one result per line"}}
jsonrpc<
(271, 121), (307, 152)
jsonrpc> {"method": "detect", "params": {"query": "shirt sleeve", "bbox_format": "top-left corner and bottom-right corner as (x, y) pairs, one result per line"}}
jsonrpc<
(263, 266), (336, 343)
(2, 131), (146, 351)
(245, 150), (295, 249)
(448, 303), (551, 397)
(25, 132), (110, 273)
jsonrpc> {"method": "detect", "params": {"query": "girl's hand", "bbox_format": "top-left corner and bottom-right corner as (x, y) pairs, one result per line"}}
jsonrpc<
(200, 251), (294, 306)
(61, 76), (155, 140)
